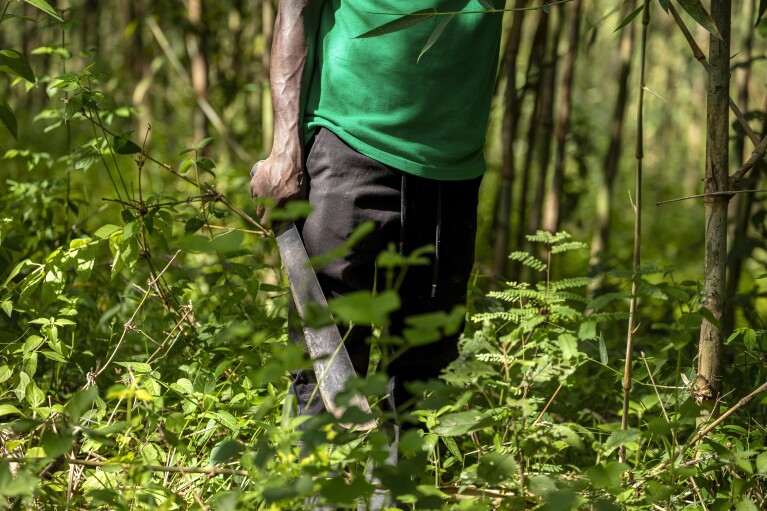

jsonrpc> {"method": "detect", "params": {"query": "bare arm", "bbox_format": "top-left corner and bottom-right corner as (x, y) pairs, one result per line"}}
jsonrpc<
(250, 0), (319, 217)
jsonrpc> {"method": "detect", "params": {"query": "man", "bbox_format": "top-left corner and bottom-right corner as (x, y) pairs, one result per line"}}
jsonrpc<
(250, 0), (505, 419)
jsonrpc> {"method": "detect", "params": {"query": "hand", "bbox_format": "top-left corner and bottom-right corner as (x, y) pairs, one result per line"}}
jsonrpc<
(249, 152), (306, 220)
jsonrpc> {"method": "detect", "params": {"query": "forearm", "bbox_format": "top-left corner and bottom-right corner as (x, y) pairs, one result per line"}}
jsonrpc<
(269, 0), (315, 166)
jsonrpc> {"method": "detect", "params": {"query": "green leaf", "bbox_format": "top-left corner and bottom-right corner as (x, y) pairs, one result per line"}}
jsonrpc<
(477, 451), (518, 484)
(586, 462), (629, 491)
(0, 365), (11, 384)
(0, 98), (17, 139)
(113, 133), (141, 155)
(23, 0), (63, 21)
(64, 94), (83, 120)
(433, 410), (493, 436)
(212, 411), (239, 432)
(598, 336), (608, 365)
(329, 290), (400, 326)
(193, 137), (215, 151)
(735, 497), (759, 511)
(356, 9), (437, 38)
(114, 361), (152, 373)
(676, 0), (723, 40)
(756, 452), (767, 474)
(614, 5), (643, 32)
(478, 0), (495, 9)
(42, 430), (74, 458)
(196, 157), (216, 176)
(0, 300), (12, 318)
(185, 217), (205, 234)
(93, 224), (121, 239)
(604, 427), (640, 454)
(65, 386), (98, 423)
(0, 50), (35, 82)
(209, 439), (244, 465)
(0, 404), (24, 417)
(758, 0), (767, 26)
(417, 13), (454, 63)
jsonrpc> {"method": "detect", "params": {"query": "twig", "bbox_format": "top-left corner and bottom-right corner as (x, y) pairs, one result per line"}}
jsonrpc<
(641, 352), (669, 422)
(656, 189), (766, 206)
(533, 383), (563, 425)
(0, 457), (248, 477)
(730, 133), (767, 185)
(652, 380), (767, 475)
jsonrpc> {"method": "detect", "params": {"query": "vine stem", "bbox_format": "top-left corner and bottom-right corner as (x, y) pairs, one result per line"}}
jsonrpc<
(620, 0), (649, 465)
(0, 457), (248, 477)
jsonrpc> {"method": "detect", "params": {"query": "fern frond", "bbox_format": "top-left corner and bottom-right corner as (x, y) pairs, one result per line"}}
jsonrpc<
(551, 291), (589, 303)
(549, 277), (593, 291)
(551, 241), (588, 254)
(471, 311), (522, 323)
(475, 352), (516, 364)
(489, 288), (547, 302)
(508, 251), (546, 272)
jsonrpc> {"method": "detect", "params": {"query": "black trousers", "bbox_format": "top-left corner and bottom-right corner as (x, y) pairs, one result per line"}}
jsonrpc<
(291, 128), (481, 417)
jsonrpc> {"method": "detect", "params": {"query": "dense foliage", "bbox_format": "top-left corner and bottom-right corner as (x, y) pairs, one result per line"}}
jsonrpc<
(1, 1), (766, 510)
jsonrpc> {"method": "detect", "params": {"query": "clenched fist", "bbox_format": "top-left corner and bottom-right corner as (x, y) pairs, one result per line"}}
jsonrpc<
(249, 152), (306, 220)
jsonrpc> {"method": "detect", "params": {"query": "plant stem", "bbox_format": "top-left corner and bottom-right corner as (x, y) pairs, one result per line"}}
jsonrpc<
(620, 0), (649, 465)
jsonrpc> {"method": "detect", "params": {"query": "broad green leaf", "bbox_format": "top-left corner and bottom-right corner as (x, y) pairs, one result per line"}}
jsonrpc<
(0, 404), (23, 417)
(212, 411), (239, 431)
(614, 5), (643, 32)
(113, 134), (141, 155)
(0, 50), (35, 82)
(115, 361), (152, 373)
(477, 451), (518, 484)
(329, 289), (400, 326)
(209, 439), (244, 465)
(604, 427), (640, 454)
(0, 300), (12, 318)
(42, 430), (74, 458)
(586, 461), (629, 490)
(26, 381), (45, 407)
(433, 410), (493, 436)
(93, 224), (121, 239)
(65, 386), (98, 422)
(0, 365), (12, 383)
(676, 0), (723, 40)
(735, 498), (759, 511)
(417, 13), (454, 63)
(756, 452), (767, 474)
(356, 9), (437, 38)
(0, 98), (17, 139)
(23, 0), (63, 21)
(193, 137), (215, 151)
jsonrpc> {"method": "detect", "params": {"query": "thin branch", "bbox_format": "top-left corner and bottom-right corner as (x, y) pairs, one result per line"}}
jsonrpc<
(730, 132), (767, 184)
(668, 2), (767, 167)
(0, 457), (248, 477)
(655, 189), (766, 206)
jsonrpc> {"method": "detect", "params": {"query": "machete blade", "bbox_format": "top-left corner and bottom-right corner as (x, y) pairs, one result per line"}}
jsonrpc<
(275, 223), (375, 429)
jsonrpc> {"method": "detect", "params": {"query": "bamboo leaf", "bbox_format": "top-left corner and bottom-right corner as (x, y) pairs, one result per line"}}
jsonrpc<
(23, 0), (63, 22)
(614, 5), (643, 32)
(478, 0), (495, 9)
(659, 0), (670, 13)
(0, 49), (35, 82)
(417, 13), (454, 63)
(0, 98), (17, 139)
(675, 0), (723, 40)
(757, 0), (767, 26)
(356, 9), (437, 38)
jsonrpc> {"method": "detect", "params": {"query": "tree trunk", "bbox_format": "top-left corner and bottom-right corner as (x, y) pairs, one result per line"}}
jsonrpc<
(512, 10), (549, 277)
(527, 11), (561, 238)
(695, 0), (731, 408)
(186, 0), (209, 145)
(492, 0), (528, 277)
(543, 0), (582, 234)
(589, 1), (635, 272)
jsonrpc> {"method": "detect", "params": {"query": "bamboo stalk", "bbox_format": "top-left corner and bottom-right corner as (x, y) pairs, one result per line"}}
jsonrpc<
(620, 0), (650, 465)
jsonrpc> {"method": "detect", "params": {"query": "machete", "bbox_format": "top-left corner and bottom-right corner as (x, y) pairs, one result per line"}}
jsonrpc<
(275, 223), (374, 426)
(253, 161), (374, 428)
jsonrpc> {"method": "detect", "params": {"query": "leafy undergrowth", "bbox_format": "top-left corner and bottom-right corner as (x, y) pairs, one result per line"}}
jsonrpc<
(2, 9), (767, 510)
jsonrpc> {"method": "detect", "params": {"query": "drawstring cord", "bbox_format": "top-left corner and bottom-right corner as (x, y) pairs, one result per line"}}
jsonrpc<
(431, 181), (442, 298)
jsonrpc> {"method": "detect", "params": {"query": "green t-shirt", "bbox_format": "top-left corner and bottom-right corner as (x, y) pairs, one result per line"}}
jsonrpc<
(304, 0), (505, 181)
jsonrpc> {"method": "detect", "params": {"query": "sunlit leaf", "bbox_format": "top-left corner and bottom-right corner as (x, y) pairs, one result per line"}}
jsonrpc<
(676, 0), (723, 40)
(0, 50), (35, 82)
(24, 0), (63, 21)
(756, 0), (767, 26)
(356, 9), (437, 38)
